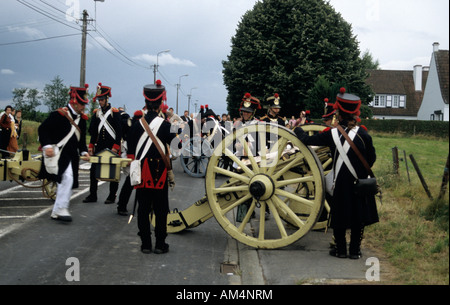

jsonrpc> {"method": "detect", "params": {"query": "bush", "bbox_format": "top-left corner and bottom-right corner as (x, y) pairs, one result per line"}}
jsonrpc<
(360, 119), (449, 138)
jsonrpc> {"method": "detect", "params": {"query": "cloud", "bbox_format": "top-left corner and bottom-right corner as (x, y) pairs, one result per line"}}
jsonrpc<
(133, 53), (196, 67)
(92, 36), (114, 51)
(7, 25), (46, 39)
(1, 69), (15, 75)
(380, 56), (431, 70)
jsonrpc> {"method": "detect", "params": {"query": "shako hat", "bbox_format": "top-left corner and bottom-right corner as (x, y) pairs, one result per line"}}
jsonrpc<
(239, 93), (261, 113)
(322, 98), (336, 119)
(334, 88), (361, 116)
(93, 83), (111, 102)
(69, 84), (89, 105)
(266, 93), (281, 109)
(204, 104), (216, 118)
(143, 80), (167, 106)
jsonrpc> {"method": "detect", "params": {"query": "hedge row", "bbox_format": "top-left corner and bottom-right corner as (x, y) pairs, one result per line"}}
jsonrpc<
(360, 119), (449, 138)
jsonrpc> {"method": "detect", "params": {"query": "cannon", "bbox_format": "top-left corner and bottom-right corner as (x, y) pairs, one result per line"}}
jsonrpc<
(154, 123), (333, 249)
(0, 149), (57, 200)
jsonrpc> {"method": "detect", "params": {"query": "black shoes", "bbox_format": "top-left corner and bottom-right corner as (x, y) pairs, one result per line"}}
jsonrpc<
(329, 246), (362, 259)
(154, 243), (169, 254)
(141, 245), (152, 254)
(83, 195), (97, 203)
(82, 195), (116, 204)
(104, 196), (116, 204)
(349, 248), (362, 259)
(117, 209), (128, 216)
(141, 243), (169, 254)
(329, 247), (347, 258)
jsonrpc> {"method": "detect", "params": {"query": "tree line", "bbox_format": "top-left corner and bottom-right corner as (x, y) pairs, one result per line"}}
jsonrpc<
(11, 75), (95, 122)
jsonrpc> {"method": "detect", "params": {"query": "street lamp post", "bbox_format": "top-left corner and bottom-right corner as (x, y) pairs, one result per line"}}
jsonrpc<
(176, 74), (188, 115)
(154, 49), (170, 83)
(187, 87), (197, 114)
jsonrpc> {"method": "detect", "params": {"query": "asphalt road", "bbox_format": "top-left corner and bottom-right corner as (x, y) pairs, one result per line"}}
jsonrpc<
(0, 158), (382, 286)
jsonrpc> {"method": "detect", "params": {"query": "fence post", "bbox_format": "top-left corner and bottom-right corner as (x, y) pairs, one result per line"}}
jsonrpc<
(438, 154), (449, 200)
(403, 150), (411, 184)
(392, 146), (399, 175)
(410, 154), (433, 200)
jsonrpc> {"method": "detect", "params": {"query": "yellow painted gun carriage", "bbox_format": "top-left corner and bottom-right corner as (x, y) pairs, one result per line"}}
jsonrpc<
(82, 123), (332, 249)
(158, 123), (333, 249)
(0, 149), (57, 200)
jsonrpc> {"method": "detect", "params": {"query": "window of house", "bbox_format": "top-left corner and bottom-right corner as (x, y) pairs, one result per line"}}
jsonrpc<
(379, 95), (386, 107)
(372, 94), (406, 108)
(393, 95), (399, 108)
(386, 95), (392, 107)
(399, 96), (406, 108)
(373, 96), (379, 107)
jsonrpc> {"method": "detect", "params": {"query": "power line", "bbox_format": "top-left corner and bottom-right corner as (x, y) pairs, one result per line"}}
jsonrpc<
(16, 0), (80, 32)
(0, 33), (81, 46)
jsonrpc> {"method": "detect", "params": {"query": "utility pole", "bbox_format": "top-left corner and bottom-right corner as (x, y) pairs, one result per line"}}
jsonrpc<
(80, 10), (89, 87)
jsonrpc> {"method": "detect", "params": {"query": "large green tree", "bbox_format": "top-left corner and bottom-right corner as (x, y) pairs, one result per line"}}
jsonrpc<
(223, 0), (374, 118)
(12, 88), (42, 121)
(43, 75), (70, 111)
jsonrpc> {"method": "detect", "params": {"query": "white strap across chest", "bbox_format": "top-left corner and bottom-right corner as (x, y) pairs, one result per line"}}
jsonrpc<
(331, 126), (359, 181)
(136, 117), (164, 161)
(97, 109), (116, 139)
(57, 116), (81, 148)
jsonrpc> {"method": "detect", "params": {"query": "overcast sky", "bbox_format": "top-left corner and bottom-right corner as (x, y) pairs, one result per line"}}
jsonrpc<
(0, 0), (448, 116)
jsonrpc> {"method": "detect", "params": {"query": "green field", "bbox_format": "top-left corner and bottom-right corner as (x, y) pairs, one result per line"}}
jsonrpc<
(367, 132), (449, 285)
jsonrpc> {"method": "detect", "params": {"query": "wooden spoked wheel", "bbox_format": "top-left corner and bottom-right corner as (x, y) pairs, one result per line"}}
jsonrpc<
(180, 137), (212, 178)
(42, 179), (57, 200)
(283, 124), (332, 230)
(205, 123), (325, 249)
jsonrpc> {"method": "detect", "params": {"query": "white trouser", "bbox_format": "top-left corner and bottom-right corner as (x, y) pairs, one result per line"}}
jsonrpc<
(52, 162), (73, 214)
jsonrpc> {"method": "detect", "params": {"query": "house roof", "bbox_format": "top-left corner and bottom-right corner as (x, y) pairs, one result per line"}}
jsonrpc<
(435, 50), (449, 104)
(366, 69), (428, 117)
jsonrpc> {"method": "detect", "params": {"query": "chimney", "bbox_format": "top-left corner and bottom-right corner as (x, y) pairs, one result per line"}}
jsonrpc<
(413, 65), (423, 92)
(433, 42), (440, 52)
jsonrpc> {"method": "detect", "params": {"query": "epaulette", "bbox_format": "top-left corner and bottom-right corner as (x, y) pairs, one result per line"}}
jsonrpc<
(260, 115), (268, 120)
(134, 110), (143, 117)
(57, 107), (69, 116)
(112, 107), (119, 113)
(81, 113), (89, 121)
(360, 125), (368, 132)
(321, 127), (332, 133)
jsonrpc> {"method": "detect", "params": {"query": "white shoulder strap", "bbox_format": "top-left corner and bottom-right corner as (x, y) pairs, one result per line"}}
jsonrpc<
(332, 127), (359, 180)
(57, 116), (81, 148)
(135, 117), (164, 161)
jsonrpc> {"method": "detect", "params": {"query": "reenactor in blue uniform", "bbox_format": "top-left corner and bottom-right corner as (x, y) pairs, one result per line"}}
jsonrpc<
(38, 85), (90, 222)
(83, 83), (122, 204)
(295, 88), (378, 259)
(127, 80), (176, 254)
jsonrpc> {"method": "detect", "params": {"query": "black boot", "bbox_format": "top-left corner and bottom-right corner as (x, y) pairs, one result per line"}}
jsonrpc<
(154, 242), (169, 254)
(349, 227), (364, 259)
(138, 232), (152, 254)
(329, 228), (347, 258)
(83, 194), (97, 203)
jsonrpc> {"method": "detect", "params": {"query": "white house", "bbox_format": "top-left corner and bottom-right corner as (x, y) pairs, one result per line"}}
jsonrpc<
(367, 42), (449, 121)
(417, 43), (449, 121)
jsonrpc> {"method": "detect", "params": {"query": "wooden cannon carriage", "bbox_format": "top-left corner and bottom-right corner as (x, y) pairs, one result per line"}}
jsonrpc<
(0, 150), (57, 200)
(156, 123), (333, 249)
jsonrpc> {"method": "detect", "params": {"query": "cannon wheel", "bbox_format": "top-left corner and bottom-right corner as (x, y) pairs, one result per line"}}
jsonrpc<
(42, 179), (57, 200)
(205, 123), (325, 249)
(180, 137), (212, 178)
(282, 124), (332, 230)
